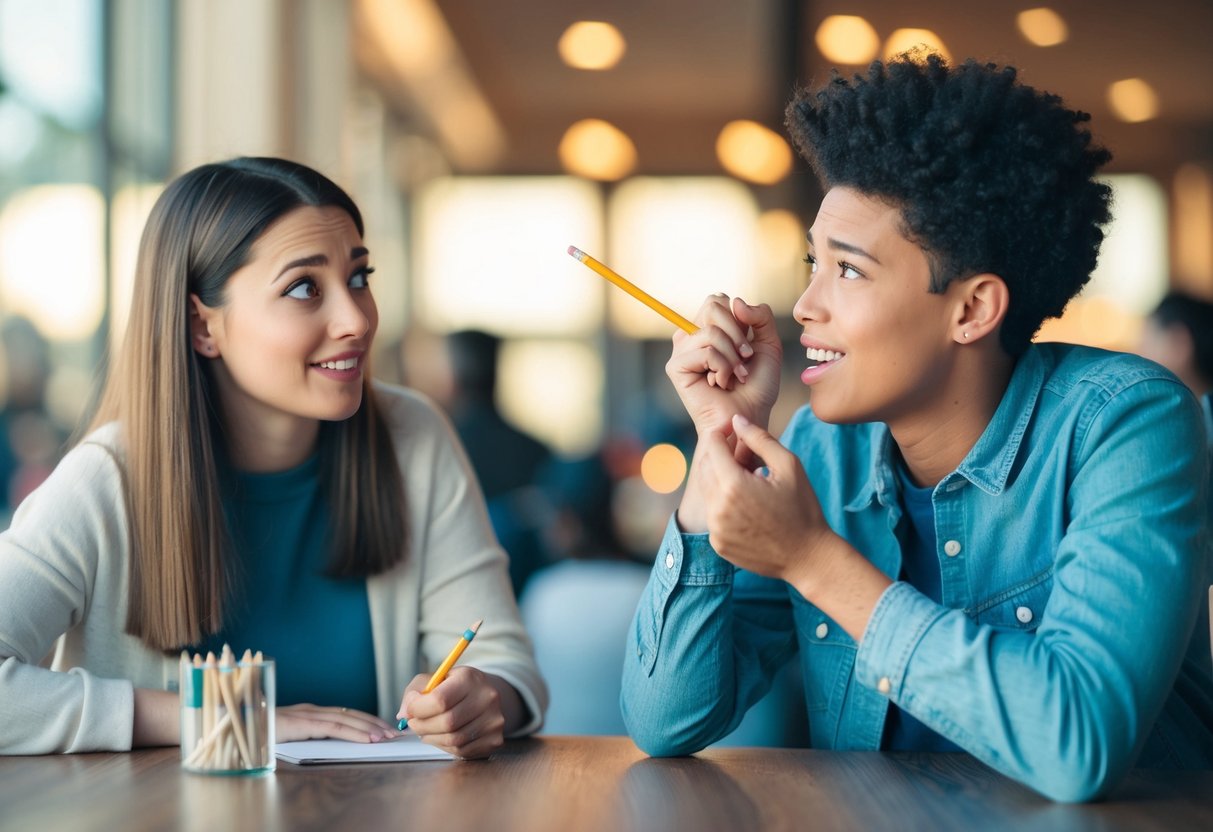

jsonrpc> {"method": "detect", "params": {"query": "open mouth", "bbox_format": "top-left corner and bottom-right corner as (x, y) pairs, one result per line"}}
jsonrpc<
(313, 357), (360, 371)
(805, 347), (844, 368)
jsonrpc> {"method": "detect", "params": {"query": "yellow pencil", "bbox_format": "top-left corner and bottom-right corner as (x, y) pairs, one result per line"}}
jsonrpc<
(567, 246), (698, 334)
(398, 619), (483, 730)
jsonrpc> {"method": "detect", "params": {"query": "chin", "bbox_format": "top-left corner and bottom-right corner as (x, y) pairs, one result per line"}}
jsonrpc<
(808, 395), (872, 426)
(315, 391), (365, 423)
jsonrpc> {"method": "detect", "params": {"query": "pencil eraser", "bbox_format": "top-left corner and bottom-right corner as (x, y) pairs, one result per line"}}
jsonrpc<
(567, 245), (577, 257)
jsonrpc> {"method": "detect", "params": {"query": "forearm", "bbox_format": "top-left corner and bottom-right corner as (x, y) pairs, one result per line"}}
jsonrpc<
(621, 522), (795, 756)
(856, 574), (1197, 803)
(132, 687), (180, 748)
(788, 533), (891, 643)
(675, 442), (715, 533)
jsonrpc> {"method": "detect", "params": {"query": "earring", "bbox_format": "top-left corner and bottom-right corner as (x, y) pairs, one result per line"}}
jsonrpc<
(962, 332), (970, 340)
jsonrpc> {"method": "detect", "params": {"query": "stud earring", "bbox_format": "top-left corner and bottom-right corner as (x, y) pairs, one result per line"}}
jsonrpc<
(962, 332), (970, 340)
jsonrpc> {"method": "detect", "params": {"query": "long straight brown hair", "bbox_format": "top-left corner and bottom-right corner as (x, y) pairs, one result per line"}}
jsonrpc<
(90, 157), (407, 650)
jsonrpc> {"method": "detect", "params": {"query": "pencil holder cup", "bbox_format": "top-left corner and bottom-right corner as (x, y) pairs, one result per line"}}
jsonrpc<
(180, 651), (275, 775)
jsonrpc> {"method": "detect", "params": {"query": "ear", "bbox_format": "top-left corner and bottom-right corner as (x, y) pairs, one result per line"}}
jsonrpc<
(189, 294), (221, 359)
(950, 273), (1009, 346)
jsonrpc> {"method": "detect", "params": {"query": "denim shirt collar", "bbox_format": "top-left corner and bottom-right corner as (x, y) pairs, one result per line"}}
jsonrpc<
(844, 346), (1048, 511)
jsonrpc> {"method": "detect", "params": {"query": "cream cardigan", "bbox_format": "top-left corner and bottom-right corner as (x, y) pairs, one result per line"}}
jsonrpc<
(0, 382), (547, 753)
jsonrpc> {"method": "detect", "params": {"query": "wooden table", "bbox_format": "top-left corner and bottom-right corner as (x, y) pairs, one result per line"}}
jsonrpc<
(1, 737), (1210, 831)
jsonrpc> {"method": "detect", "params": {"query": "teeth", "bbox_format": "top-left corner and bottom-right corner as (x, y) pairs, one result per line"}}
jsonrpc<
(318, 357), (359, 370)
(805, 347), (843, 362)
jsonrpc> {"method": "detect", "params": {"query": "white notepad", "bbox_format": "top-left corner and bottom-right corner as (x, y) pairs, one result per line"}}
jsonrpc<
(275, 734), (454, 765)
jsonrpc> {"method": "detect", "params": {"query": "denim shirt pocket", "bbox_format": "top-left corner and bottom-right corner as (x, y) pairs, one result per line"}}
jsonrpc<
(967, 569), (1054, 631)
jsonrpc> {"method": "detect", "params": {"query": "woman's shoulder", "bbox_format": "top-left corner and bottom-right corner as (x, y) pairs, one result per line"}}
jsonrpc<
(56, 423), (127, 482)
(369, 380), (464, 464)
(370, 380), (451, 432)
(6, 423), (128, 528)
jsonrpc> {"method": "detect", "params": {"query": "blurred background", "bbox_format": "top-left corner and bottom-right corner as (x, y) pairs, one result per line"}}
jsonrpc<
(0, 0), (1210, 738)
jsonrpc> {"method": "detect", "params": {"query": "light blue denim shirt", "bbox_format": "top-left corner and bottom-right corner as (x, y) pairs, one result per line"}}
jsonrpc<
(622, 343), (1213, 802)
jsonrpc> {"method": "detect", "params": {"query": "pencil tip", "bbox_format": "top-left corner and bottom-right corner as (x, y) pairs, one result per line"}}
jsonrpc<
(470, 618), (484, 633)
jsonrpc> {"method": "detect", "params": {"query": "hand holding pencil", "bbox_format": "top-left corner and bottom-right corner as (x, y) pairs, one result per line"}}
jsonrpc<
(568, 244), (780, 436)
(398, 619), (507, 759)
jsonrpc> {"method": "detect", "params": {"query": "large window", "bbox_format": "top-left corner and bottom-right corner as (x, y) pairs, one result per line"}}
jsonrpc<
(0, 0), (171, 526)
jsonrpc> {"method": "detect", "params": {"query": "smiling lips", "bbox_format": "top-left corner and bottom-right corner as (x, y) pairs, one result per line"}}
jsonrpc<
(805, 346), (844, 368)
(315, 356), (359, 371)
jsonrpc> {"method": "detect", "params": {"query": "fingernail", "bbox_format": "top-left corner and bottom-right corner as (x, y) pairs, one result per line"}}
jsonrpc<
(736, 364), (749, 379)
(397, 718), (408, 731)
(734, 413), (751, 427)
(739, 342), (753, 358)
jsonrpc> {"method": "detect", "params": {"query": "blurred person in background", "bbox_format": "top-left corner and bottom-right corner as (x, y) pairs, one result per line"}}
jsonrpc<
(1138, 290), (1213, 448)
(0, 315), (65, 527)
(440, 329), (553, 596)
(519, 447), (650, 735)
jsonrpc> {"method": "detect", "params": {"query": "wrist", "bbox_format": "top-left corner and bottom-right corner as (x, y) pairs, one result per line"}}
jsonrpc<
(133, 687), (180, 748)
(789, 535), (892, 643)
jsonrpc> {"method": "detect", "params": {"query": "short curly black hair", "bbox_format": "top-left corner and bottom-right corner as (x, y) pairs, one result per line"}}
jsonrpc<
(785, 54), (1113, 355)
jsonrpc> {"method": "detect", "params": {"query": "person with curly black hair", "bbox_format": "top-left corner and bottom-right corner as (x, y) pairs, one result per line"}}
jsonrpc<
(621, 55), (1212, 802)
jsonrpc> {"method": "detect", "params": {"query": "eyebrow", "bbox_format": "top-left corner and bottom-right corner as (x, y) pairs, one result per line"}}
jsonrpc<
(805, 230), (882, 266)
(275, 247), (371, 281)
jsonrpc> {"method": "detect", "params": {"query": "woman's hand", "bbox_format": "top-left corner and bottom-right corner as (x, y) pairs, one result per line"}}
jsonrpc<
(276, 703), (400, 743)
(397, 666), (506, 759)
(666, 294), (782, 437)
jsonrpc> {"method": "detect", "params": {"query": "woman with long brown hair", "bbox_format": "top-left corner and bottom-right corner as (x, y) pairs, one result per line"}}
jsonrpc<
(0, 157), (546, 758)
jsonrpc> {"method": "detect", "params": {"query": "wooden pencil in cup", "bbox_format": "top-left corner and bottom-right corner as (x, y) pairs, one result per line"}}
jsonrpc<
(181, 648), (271, 773)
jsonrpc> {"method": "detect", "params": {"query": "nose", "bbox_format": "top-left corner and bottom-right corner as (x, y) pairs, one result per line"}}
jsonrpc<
(328, 287), (375, 340)
(792, 275), (826, 326)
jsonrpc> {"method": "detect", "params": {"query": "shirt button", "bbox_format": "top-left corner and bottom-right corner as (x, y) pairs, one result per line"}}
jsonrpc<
(943, 540), (962, 557)
(665, 553), (675, 569)
(877, 677), (891, 695)
(815, 622), (829, 639)
(1016, 606), (1034, 624)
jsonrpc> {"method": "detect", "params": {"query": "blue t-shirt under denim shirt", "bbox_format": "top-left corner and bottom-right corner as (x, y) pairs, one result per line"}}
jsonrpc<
(880, 460), (963, 753)
(622, 342), (1213, 802)
(195, 454), (378, 713)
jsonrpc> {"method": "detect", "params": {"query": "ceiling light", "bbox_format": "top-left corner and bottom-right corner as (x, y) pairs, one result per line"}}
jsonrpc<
(355, 0), (505, 169)
(640, 444), (687, 494)
(814, 15), (879, 65)
(883, 29), (951, 63)
(558, 21), (626, 70)
(559, 119), (637, 180)
(716, 120), (793, 186)
(1016, 8), (1068, 47)
(1107, 78), (1159, 122)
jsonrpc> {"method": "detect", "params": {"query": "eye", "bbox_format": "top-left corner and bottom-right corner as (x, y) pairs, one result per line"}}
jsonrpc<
(839, 261), (864, 280)
(283, 278), (319, 300)
(349, 266), (375, 289)
(803, 252), (818, 274)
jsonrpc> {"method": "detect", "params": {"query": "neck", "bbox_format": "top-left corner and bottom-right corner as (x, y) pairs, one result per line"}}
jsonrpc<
(889, 344), (1015, 488)
(211, 375), (320, 473)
